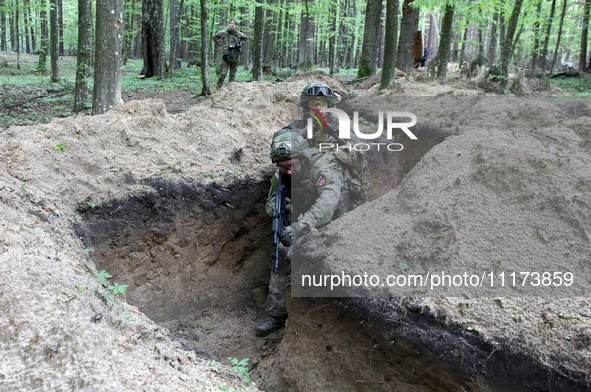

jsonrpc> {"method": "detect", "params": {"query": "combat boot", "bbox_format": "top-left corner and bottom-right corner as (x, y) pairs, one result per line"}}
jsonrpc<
(255, 315), (284, 337)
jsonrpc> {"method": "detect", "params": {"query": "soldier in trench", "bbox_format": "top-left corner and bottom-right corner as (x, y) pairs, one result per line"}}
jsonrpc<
(212, 20), (249, 89)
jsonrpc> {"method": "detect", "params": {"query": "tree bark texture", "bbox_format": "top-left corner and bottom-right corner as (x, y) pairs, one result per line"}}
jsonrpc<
(49, 0), (60, 81)
(357, 0), (383, 78)
(540, 0), (557, 71)
(140, 0), (165, 78)
(169, 0), (184, 76)
(329, 4), (337, 74)
(396, 0), (419, 71)
(92, 0), (123, 115)
(529, 0), (542, 75)
(549, 0), (567, 74)
(379, 0), (399, 89)
(37, 8), (48, 72)
(57, 0), (63, 55)
(499, 0), (524, 92)
(240, 6), (250, 67)
(377, 3), (385, 68)
(426, 13), (436, 62)
(252, 4), (264, 80)
(15, 0), (19, 68)
(199, 0), (210, 95)
(580, 0), (591, 71)
(23, 0), (31, 53)
(298, 0), (314, 69)
(0, 0), (6, 52)
(435, 2), (454, 84)
(263, 0), (276, 65)
(74, 0), (92, 112)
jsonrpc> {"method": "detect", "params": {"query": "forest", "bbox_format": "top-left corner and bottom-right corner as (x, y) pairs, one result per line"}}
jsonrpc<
(0, 0), (590, 119)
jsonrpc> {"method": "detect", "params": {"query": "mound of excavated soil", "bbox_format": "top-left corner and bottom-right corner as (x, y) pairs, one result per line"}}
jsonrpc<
(1, 69), (591, 391)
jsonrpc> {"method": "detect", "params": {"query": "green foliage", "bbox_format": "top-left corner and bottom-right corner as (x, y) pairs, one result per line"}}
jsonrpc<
(227, 357), (251, 384)
(54, 142), (66, 152)
(76, 282), (85, 292)
(95, 270), (112, 286)
(550, 77), (591, 97)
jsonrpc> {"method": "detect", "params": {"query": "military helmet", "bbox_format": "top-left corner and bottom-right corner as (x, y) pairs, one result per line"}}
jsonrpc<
(299, 83), (336, 107)
(270, 130), (311, 163)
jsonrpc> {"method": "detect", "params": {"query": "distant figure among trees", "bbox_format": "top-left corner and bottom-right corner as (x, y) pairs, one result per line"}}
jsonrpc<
(421, 47), (428, 68)
(213, 20), (249, 89)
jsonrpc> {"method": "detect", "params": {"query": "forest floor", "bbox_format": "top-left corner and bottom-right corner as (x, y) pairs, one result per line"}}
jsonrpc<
(1, 53), (591, 391)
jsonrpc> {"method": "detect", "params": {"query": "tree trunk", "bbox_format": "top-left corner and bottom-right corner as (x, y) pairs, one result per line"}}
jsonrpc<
(356, 0), (382, 78)
(169, 0), (184, 76)
(435, 2), (454, 84)
(549, 0), (567, 74)
(252, 4), (264, 80)
(92, 0), (123, 114)
(199, 0), (211, 95)
(37, 8), (48, 71)
(57, 0), (63, 55)
(499, 0), (524, 92)
(377, 3), (385, 68)
(133, 0), (141, 58)
(498, 5), (505, 62)
(0, 0), (5, 52)
(140, 0), (165, 78)
(328, 2), (337, 74)
(123, 0), (133, 64)
(298, 0), (314, 69)
(580, 0), (591, 71)
(15, 0), (19, 68)
(263, 0), (276, 65)
(459, 25), (468, 66)
(540, 0), (557, 72)
(49, 0), (60, 81)
(529, 0), (542, 75)
(396, 0), (419, 72)
(74, 0), (92, 112)
(379, 0), (398, 89)
(487, 8), (498, 65)
(426, 13), (436, 61)
(23, 0), (30, 53)
(240, 6), (250, 67)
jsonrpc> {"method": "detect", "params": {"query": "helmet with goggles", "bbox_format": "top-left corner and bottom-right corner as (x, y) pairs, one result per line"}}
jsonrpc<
(299, 83), (337, 107)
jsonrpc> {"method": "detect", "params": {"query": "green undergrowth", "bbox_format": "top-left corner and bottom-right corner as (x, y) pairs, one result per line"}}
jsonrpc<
(550, 75), (591, 97)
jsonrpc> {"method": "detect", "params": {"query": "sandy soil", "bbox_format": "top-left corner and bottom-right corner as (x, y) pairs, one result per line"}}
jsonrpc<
(1, 69), (591, 391)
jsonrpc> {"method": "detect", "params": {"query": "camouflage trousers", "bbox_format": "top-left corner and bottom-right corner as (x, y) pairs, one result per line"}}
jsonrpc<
(266, 244), (291, 318)
(216, 60), (237, 88)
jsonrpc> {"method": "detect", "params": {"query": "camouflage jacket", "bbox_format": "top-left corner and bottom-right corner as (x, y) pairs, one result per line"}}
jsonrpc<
(265, 154), (347, 230)
(213, 29), (248, 55)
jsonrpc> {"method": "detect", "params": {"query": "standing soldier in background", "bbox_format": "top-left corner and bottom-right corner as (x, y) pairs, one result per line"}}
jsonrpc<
(213, 20), (249, 89)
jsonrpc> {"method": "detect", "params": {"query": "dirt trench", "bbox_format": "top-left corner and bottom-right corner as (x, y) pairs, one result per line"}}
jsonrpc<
(75, 124), (457, 391)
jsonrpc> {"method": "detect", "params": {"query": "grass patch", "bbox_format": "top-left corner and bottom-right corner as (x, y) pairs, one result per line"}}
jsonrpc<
(550, 76), (591, 97)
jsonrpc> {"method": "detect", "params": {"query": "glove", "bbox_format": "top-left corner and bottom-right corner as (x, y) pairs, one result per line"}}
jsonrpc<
(284, 197), (293, 214)
(279, 223), (309, 247)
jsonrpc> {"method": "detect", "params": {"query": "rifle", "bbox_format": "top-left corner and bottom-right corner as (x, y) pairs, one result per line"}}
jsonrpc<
(325, 122), (347, 145)
(272, 175), (289, 274)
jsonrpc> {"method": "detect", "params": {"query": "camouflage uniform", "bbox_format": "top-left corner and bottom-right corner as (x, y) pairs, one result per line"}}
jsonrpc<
(258, 132), (351, 333)
(212, 28), (248, 88)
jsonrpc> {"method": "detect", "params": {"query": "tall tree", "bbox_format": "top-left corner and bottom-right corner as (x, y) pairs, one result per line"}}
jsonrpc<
(57, 0), (63, 54)
(252, 3), (264, 80)
(435, 2), (454, 84)
(74, 0), (92, 112)
(169, 0), (184, 76)
(357, 0), (383, 78)
(426, 12), (436, 61)
(487, 5), (499, 65)
(379, 0), (399, 89)
(92, 0), (123, 114)
(529, 0), (542, 75)
(49, 0), (60, 81)
(240, 6), (250, 67)
(37, 6), (48, 71)
(580, 0), (591, 71)
(396, 0), (419, 72)
(298, 0), (314, 69)
(328, 1), (338, 74)
(549, 0), (567, 74)
(499, 0), (524, 92)
(0, 0), (6, 52)
(540, 0), (557, 71)
(15, 0), (20, 68)
(23, 0), (31, 53)
(140, 0), (165, 78)
(199, 0), (211, 95)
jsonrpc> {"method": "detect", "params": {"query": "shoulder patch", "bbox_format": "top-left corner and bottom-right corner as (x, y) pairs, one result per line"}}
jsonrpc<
(316, 176), (327, 188)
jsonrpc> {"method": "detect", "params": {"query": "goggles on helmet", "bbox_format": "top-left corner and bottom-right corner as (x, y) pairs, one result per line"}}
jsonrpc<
(307, 85), (333, 97)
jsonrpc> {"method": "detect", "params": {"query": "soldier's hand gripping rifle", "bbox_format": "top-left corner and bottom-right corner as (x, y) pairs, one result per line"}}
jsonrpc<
(272, 176), (290, 274)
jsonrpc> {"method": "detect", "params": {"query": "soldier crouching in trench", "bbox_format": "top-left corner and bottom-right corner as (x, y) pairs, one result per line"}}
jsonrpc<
(256, 131), (355, 336)
(212, 20), (249, 89)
